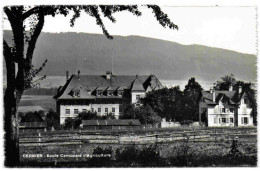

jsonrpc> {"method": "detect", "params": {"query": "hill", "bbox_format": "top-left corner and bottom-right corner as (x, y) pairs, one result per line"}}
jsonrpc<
(3, 30), (256, 84)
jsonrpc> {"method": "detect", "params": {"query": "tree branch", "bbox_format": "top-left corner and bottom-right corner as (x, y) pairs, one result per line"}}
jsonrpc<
(25, 10), (45, 65)
(22, 6), (40, 20)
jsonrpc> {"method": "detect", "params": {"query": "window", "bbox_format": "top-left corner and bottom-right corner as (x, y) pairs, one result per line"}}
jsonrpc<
(74, 109), (78, 115)
(222, 108), (226, 113)
(97, 91), (102, 96)
(244, 99), (247, 104)
(230, 118), (234, 123)
(74, 90), (80, 97)
(112, 107), (115, 113)
(105, 108), (108, 113)
(242, 117), (248, 124)
(222, 118), (227, 123)
(108, 91), (113, 96)
(230, 108), (234, 113)
(214, 117), (218, 123)
(136, 95), (141, 100)
(118, 91), (123, 96)
(98, 108), (101, 114)
(82, 109), (87, 113)
(91, 108), (94, 112)
(65, 109), (70, 115)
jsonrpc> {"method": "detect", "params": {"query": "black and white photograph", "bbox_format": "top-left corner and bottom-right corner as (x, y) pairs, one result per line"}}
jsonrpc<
(1, 0), (258, 167)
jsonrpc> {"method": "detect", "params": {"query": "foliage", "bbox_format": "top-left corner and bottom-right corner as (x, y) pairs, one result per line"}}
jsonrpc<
(120, 104), (161, 126)
(45, 109), (60, 130)
(87, 146), (113, 167)
(20, 111), (44, 122)
(182, 77), (203, 121)
(142, 78), (202, 122)
(64, 118), (74, 130)
(115, 145), (163, 167)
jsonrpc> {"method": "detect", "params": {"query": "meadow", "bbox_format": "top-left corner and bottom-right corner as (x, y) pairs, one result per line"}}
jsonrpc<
(19, 127), (257, 167)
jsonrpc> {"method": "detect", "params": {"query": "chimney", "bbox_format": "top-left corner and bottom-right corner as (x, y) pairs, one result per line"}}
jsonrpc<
(213, 88), (216, 102)
(229, 84), (233, 91)
(66, 71), (69, 81)
(78, 70), (80, 78)
(106, 71), (112, 79)
(238, 85), (242, 94)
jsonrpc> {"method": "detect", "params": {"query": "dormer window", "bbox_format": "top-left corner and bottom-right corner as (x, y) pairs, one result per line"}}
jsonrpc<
(74, 90), (80, 97)
(108, 91), (113, 96)
(118, 91), (123, 96)
(97, 91), (103, 96)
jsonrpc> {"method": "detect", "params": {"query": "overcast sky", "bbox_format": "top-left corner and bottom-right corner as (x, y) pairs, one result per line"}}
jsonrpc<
(3, 6), (257, 55)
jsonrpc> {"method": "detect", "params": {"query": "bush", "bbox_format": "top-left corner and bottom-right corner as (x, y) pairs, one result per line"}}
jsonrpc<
(87, 146), (113, 167)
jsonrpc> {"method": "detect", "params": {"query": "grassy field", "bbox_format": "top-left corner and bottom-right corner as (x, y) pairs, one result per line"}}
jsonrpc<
(19, 127), (257, 167)
(19, 95), (56, 111)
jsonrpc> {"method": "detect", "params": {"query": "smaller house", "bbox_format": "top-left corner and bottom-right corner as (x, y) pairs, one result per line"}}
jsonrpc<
(159, 118), (180, 128)
(19, 122), (47, 133)
(199, 85), (256, 127)
(82, 119), (141, 130)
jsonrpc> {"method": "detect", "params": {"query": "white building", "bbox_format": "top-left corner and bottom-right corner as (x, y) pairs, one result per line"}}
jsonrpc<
(54, 71), (163, 124)
(199, 85), (256, 127)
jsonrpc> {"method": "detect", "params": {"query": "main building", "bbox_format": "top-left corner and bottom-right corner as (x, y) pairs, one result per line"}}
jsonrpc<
(54, 71), (163, 124)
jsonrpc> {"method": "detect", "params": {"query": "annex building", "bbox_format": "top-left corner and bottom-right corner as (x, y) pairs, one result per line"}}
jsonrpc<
(54, 71), (163, 124)
(199, 85), (256, 127)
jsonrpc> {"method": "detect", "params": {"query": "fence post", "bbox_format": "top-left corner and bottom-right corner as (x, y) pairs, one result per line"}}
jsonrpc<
(38, 132), (41, 142)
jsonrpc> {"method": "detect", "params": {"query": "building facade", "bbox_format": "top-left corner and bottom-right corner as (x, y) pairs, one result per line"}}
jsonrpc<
(199, 85), (255, 127)
(54, 71), (163, 124)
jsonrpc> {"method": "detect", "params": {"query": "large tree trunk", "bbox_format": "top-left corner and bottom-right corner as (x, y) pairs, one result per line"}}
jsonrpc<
(3, 40), (22, 167)
(4, 89), (23, 167)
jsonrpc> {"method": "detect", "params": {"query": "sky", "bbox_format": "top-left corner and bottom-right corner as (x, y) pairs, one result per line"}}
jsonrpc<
(2, 6), (257, 55)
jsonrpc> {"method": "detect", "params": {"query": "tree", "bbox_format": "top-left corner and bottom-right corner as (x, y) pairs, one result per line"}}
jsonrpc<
(64, 117), (74, 130)
(45, 109), (60, 130)
(3, 5), (178, 166)
(121, 104), (161, 127)
(183, 77), (203, 121)
(141, 86), (184, 122)
(20, 111), (43, 122)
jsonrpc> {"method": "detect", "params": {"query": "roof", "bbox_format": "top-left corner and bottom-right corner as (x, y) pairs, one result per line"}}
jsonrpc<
(54, 74), (162, 100)
(201, 89), (254, 106)
(19, 122), (47, 128)
(18, 106), (44, 113)
(82, 119), (141, 126)
(131, 78), (145, 91)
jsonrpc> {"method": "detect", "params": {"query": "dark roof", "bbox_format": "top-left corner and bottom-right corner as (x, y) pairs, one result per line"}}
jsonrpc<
(131, 78), (145, 91)
(201, 89), (254, 106)
(55, 74), (162, 100)
(82, 119), (141, 126)
(19, 122), (47, 128)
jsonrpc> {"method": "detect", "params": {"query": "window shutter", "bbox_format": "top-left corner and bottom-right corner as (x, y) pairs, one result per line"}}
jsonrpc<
(227, 118), (229, 123)
(241, 117), (244, 124)
(219, 118), (221, 123)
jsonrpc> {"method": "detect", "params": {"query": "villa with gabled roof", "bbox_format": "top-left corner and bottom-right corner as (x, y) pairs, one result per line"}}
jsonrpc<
(199, 85), (256, 127)
(54, 71), (163, 124)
